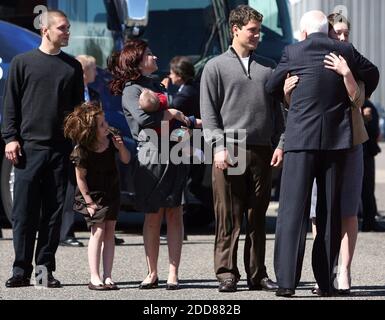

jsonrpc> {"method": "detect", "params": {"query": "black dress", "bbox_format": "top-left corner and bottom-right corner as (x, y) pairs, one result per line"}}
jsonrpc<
(70, 140), (120, 228)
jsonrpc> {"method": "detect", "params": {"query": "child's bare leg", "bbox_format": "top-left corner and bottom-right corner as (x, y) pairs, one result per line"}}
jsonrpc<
(103, 220), (117, 284)
(88, 223), (105, 285)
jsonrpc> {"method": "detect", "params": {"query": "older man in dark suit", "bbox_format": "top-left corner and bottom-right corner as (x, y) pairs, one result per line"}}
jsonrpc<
(265, 10), (379, 297)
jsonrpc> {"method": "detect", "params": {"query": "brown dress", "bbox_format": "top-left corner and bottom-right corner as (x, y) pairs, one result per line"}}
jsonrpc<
(70, 140), (120, 228)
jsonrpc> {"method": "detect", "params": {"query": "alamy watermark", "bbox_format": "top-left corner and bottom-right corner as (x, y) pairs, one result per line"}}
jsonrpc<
(34, 265), (48, 288)
(331, 5), (349, 22)
(33, 5), (48, 30)
(137, 123), (247, 175)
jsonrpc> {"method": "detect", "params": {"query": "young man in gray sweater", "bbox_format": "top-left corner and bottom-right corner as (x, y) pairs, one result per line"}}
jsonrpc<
(200, 4), (284, 293)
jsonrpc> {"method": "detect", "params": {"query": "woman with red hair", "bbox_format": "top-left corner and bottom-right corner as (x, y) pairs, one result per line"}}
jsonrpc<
(109, 39), (191, 290)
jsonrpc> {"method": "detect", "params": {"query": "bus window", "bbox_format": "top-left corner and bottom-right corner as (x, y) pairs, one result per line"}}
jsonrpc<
(54, 0), (115, 68)
(249, 0), (283, 36)
(149, 0), (212, 11)
(142, 0), (222, 75)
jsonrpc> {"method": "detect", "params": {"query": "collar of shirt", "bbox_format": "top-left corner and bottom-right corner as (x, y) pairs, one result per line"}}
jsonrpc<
(84, 86), (90, 102)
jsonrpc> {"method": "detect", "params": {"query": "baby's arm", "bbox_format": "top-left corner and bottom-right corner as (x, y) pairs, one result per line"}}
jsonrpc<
(75, 167), (98, 216)
(112, 135), (131, 164)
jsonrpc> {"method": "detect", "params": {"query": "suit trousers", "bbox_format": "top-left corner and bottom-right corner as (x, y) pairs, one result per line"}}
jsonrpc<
(11, 143), (70, 277)
(212, 145), (272, 283)
(60, 162), (77, 240)
(274, 150), (347, 293)
(361, 155), (378, 228)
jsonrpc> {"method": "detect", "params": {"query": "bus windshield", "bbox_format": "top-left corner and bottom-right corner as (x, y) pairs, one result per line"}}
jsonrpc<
(142, 0), (292, 74)
(0, 0), (292, 72)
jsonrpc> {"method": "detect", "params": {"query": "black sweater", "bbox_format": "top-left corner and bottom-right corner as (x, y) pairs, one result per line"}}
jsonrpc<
(1, 49), (84, 146)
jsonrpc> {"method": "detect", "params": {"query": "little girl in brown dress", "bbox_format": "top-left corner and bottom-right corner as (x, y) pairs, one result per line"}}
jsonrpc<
(64, 102), (130, 290)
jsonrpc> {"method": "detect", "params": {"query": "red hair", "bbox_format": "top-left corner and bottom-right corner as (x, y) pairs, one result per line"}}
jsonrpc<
(108, 39), (148, 95)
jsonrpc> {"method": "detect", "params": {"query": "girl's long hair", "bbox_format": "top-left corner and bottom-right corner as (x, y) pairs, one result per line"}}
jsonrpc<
(108, 38), (148, 96)
(64, 101), (104, 152)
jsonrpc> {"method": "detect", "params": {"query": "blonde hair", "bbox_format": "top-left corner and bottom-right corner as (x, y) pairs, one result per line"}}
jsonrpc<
(139, 90), (160, 113)
(76, 55), (96, 71)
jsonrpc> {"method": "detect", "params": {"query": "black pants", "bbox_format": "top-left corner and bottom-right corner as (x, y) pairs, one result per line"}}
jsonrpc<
(274, 150), (347, 293)
(212, 145), (272, 283)
(12, 143), (69, 277)
(60, 163), (76, 240)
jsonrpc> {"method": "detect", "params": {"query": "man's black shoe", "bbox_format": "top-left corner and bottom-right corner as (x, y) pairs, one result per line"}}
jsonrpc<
(248, 277), (279, 291)
(59, 237), (84, 247)
(312, 287), (334, 297)
(5, 275), (31, 288)
(361, 222), (385, 232)
(275, 288), (295, 297)
(218, 279), (237, 292)
(46, 273), (62, 288)
(115, 236), (125, 245)
(34, 272), (62, 288)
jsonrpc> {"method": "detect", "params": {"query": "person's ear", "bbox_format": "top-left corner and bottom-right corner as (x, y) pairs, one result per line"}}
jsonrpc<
(232, 25), (238, 37)
(41, 26), (49, 37)
(298, 30), (307, 41)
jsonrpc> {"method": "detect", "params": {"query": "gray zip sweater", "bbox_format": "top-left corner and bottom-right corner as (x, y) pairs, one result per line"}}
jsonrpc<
(200, 47), (284, 152)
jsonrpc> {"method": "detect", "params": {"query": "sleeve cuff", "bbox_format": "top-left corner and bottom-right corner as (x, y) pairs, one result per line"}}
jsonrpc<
(213, 138), (225, 154)
(3, 136), (18, 144)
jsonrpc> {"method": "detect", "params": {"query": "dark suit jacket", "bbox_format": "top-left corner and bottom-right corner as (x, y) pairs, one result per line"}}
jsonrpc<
(88, 86), (101, 103)
(363, 99), (381, 157)
(170, 79), (200, 118)
(266, 32), (379, 152)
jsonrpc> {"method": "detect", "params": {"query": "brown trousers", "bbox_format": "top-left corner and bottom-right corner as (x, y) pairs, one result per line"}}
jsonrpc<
(212, 145), (272, 284)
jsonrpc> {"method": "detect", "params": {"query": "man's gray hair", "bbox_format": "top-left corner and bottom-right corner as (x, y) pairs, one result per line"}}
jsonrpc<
(300, 10), (328, 35)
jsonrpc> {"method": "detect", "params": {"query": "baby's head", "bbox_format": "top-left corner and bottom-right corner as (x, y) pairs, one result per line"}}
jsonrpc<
(139, 89), (160, 113)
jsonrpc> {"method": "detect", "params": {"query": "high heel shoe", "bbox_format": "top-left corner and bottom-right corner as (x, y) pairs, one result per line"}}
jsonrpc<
(336, 269), (351, 295)
(139, 277), (159, 289)
(311, 283), (319, 294)
(166, 281), (180, 290)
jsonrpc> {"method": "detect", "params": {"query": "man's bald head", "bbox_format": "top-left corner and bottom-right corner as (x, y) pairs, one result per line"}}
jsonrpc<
(39, 10), (68, 31)
(300, 10), (328, 36)
(39, 10), (70, 50)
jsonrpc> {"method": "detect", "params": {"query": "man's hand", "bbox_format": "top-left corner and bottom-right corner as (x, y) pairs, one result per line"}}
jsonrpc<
(194, 118), (203, 128)
(5, 141), (22, 165)
(214, 149), (229, 170)
(271, 148), (283, 168)
(363, 107), (372, 122)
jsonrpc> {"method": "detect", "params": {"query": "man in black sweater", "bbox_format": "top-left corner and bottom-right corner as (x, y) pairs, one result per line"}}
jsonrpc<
(1, 10), (84, 288)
